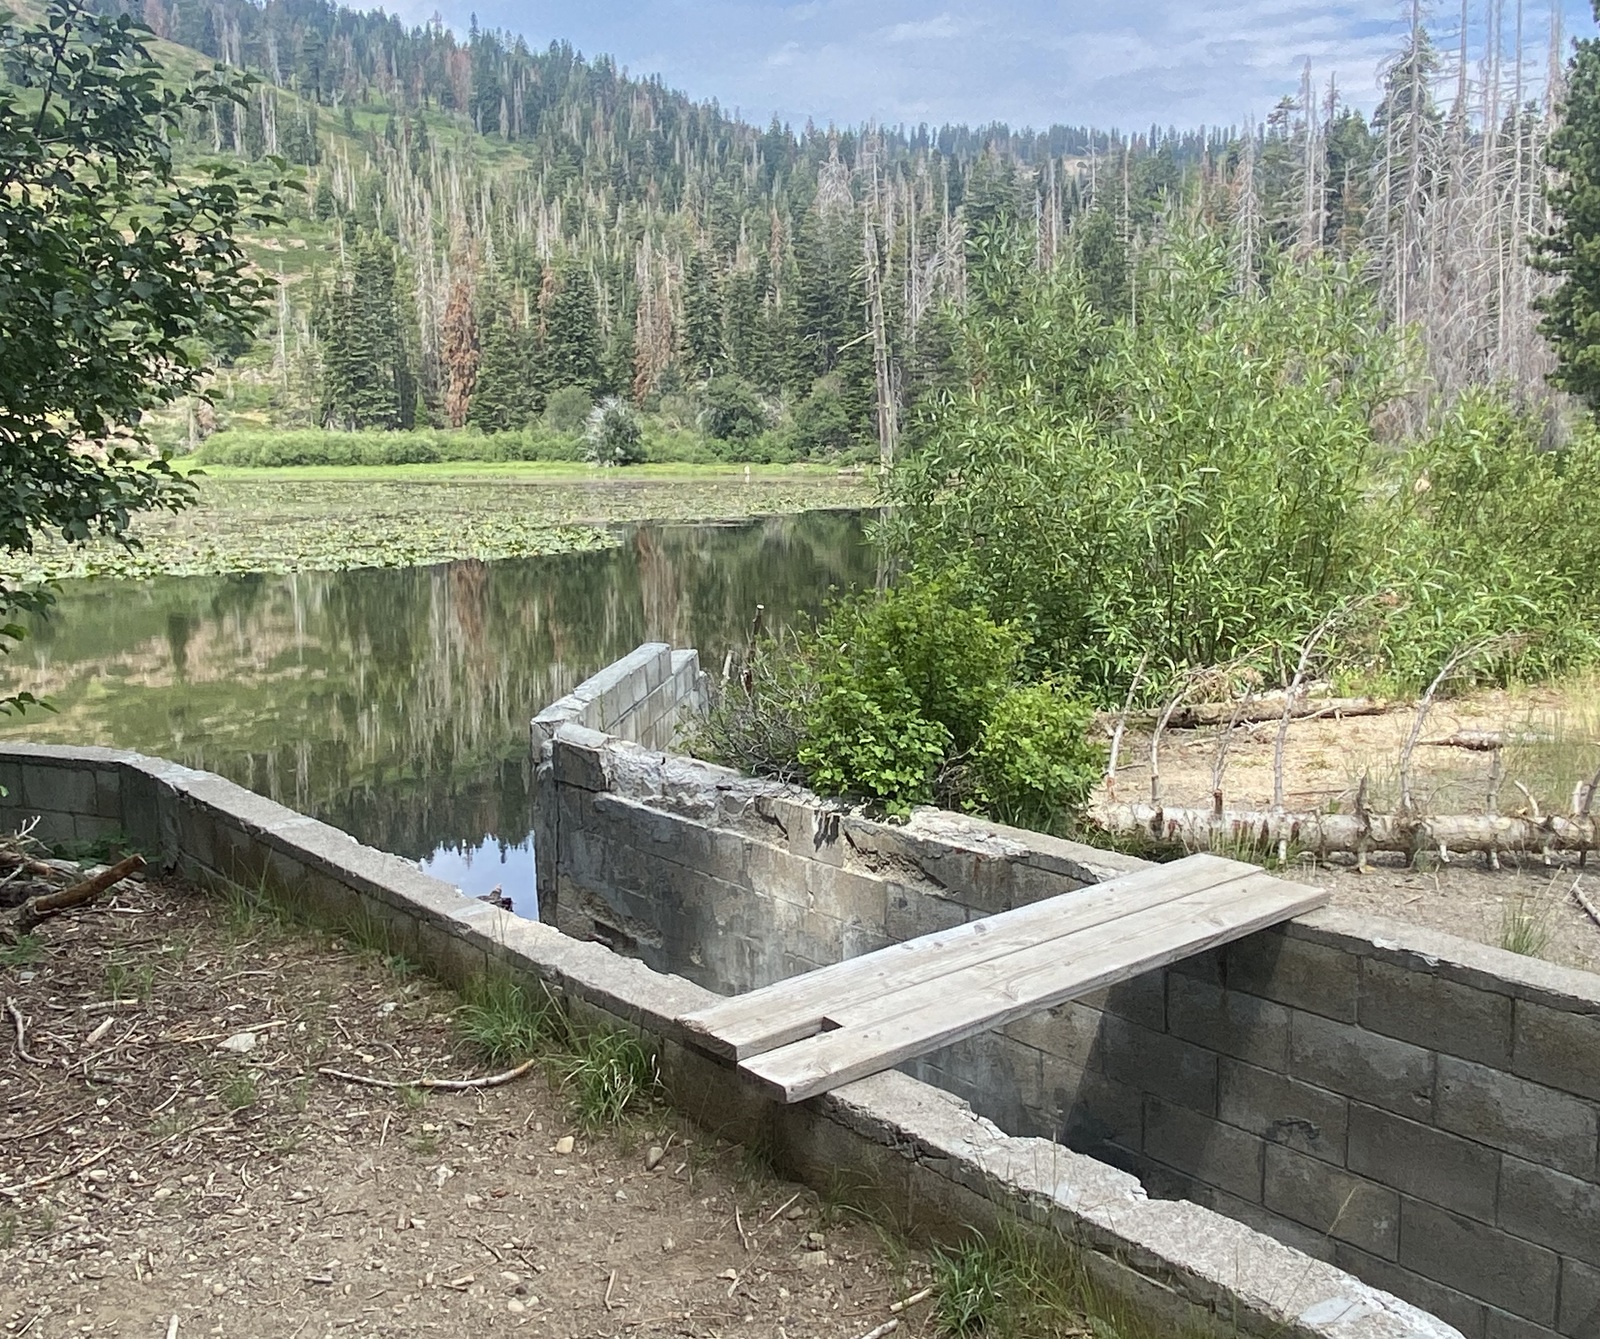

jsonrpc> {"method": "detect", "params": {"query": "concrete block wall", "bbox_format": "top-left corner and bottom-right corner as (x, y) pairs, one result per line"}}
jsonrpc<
(529, 661), (1600, 1339)
(531, 642), (706, 757)
(0, 741), (1456, 1339)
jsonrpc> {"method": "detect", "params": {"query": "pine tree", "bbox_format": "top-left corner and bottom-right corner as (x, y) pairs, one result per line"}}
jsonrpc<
(316, 235), (413, 429)
(540, 258), (602, 397)
(469, 297), (538, 432)
(682, 249), (721, 380)
(1537, 3), (1600, 413)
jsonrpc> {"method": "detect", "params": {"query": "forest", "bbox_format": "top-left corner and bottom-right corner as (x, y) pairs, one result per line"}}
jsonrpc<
(84, 0), (1577, 465)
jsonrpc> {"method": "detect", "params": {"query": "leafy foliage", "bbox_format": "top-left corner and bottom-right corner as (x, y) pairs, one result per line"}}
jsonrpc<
(584, 396), (645, 466)
(699, 579), (1103, 825)
(0, 0), (286, 713)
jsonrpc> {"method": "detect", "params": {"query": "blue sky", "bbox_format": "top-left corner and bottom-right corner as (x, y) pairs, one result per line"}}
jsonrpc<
(401, 0), (1598, 133)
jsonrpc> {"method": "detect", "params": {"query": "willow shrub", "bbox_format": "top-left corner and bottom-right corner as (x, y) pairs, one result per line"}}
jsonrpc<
(697, 578), (1105, 824)
(885, 226), (1397, 700)
(886, 223), (1600, 701)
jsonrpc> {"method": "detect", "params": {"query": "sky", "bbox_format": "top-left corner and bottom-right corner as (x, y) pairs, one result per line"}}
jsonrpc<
(391, 0), (1600, 135)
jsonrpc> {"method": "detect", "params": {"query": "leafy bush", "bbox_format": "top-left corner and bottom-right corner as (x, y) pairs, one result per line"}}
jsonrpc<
(787, 376), (858, 455)
(584, 396), (645, 466)
(190, 427), (584, 466)
(542, 384), (593, 433)
(969, 682), (1105, 832)
(697, 579), (1103, 825)
(703, 375), (768, 442)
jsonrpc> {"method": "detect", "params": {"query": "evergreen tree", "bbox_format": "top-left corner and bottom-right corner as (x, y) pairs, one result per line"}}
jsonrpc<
(469, 298), (538, 432)
(316, 235), (414, 429)
(682, 249), (722, 379)
(541, 259), (602, 397)
(1075, 205), (1128, 322)
(1537, 4), (1600, 413)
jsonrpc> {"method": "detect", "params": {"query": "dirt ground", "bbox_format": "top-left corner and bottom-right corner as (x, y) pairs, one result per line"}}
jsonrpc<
(1105, 675), (1600, 974)
(0, 873), (932, 1339)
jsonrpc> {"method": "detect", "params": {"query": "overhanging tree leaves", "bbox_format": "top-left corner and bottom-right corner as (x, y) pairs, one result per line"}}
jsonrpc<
(1536, 2), (1600, 413)
(0, 0), (285, 713)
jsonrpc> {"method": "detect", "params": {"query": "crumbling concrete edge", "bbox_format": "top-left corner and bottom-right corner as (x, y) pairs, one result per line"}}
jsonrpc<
(0, 741), (1460, 1339)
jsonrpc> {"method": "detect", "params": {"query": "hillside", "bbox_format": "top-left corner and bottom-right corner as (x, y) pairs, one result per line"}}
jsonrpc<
(70, 0), (1572, 458)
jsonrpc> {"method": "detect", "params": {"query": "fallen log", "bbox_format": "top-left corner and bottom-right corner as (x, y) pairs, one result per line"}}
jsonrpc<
(3, 854), (146, 941)
(1099, 696), (1392, 733)
(1090, 803), (1596, 865)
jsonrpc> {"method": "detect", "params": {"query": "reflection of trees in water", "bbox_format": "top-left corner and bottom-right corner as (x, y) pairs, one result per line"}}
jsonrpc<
(0, 513), (874, 857)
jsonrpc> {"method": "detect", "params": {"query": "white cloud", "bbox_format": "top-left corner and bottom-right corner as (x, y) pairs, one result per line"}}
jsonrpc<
(884, 13), (963, 42)
(449, 0), (1596, 131)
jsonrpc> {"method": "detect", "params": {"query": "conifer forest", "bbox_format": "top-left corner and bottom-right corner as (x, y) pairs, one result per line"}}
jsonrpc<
(94, 0), (1590, 463)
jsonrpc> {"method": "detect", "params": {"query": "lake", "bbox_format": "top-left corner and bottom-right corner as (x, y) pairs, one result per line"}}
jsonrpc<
(0, 510), (873, 911)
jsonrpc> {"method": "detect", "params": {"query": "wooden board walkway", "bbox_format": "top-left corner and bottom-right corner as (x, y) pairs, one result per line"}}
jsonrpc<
(678, 853), (1327, 1103)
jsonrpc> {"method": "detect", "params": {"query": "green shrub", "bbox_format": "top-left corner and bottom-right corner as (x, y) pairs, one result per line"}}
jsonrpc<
(542, 384), (593, 433)
(969, 681), (1105, 833)
(788, 376), (858, 455)
(796, 669), (951, 815)
(584, 397), (645, 466)
(703, 375), (768, 442)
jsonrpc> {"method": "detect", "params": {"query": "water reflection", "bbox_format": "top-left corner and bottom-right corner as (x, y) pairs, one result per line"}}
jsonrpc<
(0, 512), (872, 909)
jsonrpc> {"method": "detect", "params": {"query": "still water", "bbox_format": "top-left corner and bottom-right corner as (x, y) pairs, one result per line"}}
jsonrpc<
(0, 511), (873, 909)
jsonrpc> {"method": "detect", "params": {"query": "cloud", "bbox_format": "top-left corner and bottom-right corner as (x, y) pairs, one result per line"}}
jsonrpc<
(884, 13), (963, 42)
(445, 0), (1598, 131)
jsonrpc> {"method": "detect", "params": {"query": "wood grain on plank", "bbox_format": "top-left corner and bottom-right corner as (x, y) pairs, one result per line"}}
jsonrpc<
(740, 872), (1326, 1103)
(678, 853), (1258, 1060)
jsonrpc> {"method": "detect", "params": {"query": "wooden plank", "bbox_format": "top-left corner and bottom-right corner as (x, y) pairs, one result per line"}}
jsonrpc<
(678, 853), (1259, 1060)
(740, 871), (1326, 1103)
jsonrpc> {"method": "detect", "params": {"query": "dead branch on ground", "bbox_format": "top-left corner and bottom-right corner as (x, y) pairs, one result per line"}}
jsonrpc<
(3, 854), (146, 943)
(317, 1058), (538, 1092)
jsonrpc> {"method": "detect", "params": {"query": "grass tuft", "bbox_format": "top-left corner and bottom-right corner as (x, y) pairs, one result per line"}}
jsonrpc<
(0, 934), (44, 968)
(220, 1070), (258, 1111)
(1500, 888), (1554, 958)
(562, 1028), (658, 1131)
(456, 974), (557, 1066)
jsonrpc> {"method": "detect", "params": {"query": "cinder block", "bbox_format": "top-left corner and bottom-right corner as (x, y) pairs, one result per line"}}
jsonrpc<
(551, 726), (610, 792)
(1216, 1057), (1348, 1164)
(22, 765), (97, 817)
(885, 885), (967, 940)
(93, 768), (122, 820)
(1558, 1256), (1600, 1338)
(1513, 1002), (1600, 1105)
(1078, 970), (1166, 1032)
(1361, 957), (1514, 1068)
(1498, 1158), (1600, 1268)
(1167, 975), (1291, 1070)
(71, 813), (123, 844)
(1334, 1243), (1487, 1339)
(1051, 1069), (1144, 1162)
(1289, 1011), (1435, 1121)
(1264, 1144), (1399, 1259)
(1226, 928), (1360, 1023)
(1207, 1188), (1338, 1262)
(1099, 1014), (1218, 1114)
(1400, 1197), (1560, 1325)
(1347, 1102), (1499, 1224)
(1436, 1057), (1599, 1178)
(0, 760), (22, 806)
(1002, 1000), (1104, 1070)
(1483, 1307), (1563, 1339)
(1143, 1097), (1266, 1202)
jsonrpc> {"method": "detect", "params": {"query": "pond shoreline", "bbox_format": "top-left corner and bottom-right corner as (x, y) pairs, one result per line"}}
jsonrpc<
(4, 469), (875, 584)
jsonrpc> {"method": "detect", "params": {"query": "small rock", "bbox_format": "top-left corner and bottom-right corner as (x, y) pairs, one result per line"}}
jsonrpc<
(218, 1031), (257, 1054)
(613, 1190), (626, 1203)
(152, 1188), (173, 1201)
(506, 1299), (526, 1315)
(797, 1251), (831, 1272)
(661, 1237), (675, 1252)
(554, 1136), (574, 1155)
(805, 1232), (826, 1251)
(499, 1271), (522, 1286)
(377, 1002), (397, 1016)
(432, 1165), (454, 1188)
(784, 1205), (807, 1220)
(718, 1268), (738, 1282)
(211, 1283), (226, 1297)
(463, 1193), (483, 1208)
(644, 1145), (665, 1171)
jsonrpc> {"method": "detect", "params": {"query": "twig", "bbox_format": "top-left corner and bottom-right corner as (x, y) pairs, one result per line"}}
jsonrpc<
(6, 997), (48, 1067)
(1103, 652), (1149, 801)
(890, 1287), (933, 1313)
(0, 1144), (114, 1198)
(317, 1058), (536, 1091)
(854, 1320), (900, 1339)
(1398, 636), (1516, 817)
(6, 854), (146, 938)
(734, 1205), (751, 1252)
(764, 1191), (802, 1224)
(1573, 880), (1600, 932)
(166, 1317), (179, 1339)
(604, 1268), (618, 1311)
